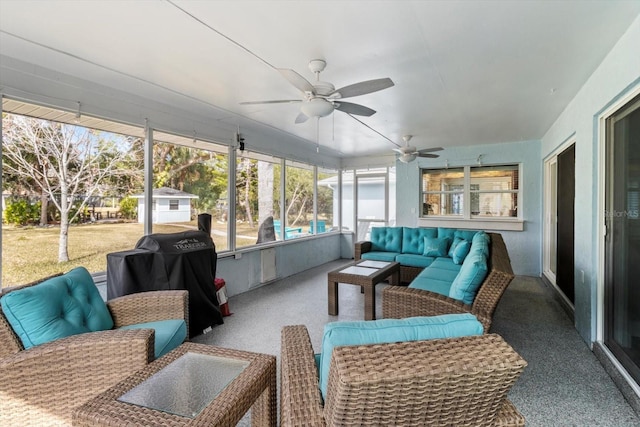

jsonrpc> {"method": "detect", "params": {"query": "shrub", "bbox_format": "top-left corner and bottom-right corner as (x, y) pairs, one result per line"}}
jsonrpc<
(119, 196), (137, 220)
(5, 199), (41, 226)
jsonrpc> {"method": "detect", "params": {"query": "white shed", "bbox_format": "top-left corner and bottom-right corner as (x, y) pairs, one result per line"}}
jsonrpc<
(134, 187), (198, 224)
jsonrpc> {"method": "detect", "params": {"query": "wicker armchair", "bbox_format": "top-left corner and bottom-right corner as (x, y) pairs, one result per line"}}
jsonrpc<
(0, 275), (188, 427)
(382, 232), (514, 331)
(281, 325), (527, 426)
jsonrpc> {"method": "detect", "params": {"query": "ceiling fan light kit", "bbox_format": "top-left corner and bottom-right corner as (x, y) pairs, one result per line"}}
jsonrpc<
(241, 58), (394, 124)
(393, 134), (444, 163)
(300, 98), (334, 118)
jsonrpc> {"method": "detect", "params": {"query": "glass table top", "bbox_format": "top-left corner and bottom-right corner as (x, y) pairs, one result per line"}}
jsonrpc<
(117, 352), (249, 418)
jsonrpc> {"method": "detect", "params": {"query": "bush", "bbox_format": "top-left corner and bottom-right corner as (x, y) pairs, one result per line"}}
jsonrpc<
(5, 199), (41, 226)
(119, 196), (137, 220)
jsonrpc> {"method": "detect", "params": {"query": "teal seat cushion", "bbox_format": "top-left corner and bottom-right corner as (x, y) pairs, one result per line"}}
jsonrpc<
(449, 251), (488, 304)
(361, 251), (399, 262)
(429, 257), (463, 272)
(0, 267), (113, 349)
(395, 253), (435, 268)
(408, 276), (452, 296)
(423, 236), (450, 257)
(318, 313), (483, 398)
(370, 227), (403, 252)
(120, 319), (187, 358)
(401, 227), (437, 254)
(417, 265), (460, 283)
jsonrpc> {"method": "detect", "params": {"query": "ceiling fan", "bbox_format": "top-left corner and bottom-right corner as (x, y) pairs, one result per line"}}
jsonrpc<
(240, 59), (394, 124)
(394, 135), (443, 163)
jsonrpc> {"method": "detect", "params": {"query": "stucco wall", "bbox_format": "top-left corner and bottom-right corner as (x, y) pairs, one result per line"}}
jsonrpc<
(395, 139), (542, 277)
(540, 15), (640, 344)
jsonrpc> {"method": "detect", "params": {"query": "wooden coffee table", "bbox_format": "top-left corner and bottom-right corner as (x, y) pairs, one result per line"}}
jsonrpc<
(72, 342), (276, 427)
(328, 260), (400, 320)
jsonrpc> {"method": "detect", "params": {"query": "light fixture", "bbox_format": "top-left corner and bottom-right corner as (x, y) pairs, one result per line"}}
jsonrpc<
(300, 98), (334, 118)
(477, 154), (483, 165)
(74, 102), (81, 123)
(399, 153), (417, 163)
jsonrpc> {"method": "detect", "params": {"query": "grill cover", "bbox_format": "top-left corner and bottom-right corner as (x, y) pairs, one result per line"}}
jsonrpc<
(107, 230), (223, 337)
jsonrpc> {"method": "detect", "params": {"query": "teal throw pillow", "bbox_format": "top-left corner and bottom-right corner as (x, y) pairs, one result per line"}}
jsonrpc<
(448, 237), (463, 258)
(318, 314), (484, 399)
(423, 236), (450, 257)
(452, 240), (472, 264)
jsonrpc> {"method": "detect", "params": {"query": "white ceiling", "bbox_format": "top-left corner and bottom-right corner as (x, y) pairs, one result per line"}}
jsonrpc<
(1, 0), (639, 160)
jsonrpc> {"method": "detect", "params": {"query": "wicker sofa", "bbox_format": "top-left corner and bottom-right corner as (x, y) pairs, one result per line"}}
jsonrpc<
(356, 227), (514, 331)
(0, 269), (189, 426)
(383, 231), (513, 331)
(280, 324), (527, 426)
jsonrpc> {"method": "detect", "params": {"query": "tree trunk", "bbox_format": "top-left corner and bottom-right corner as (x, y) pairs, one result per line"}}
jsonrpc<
(40, 192), (48, 226)
(258, 161), (273, 225)
(58, 183), (70, 262)
(243, 158), (254, 228)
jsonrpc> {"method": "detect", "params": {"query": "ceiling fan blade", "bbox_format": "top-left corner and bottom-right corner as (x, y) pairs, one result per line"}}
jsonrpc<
(418, 153), (440, 158)
(418, 147), (444, 154)
(392, 148), (404, 154)
(295, 112), (308, 124)
(334, 101), (376, 116)
(330, 78), (394, 99)
(278, 68), (315, 94)
(240, 99), (301, 105)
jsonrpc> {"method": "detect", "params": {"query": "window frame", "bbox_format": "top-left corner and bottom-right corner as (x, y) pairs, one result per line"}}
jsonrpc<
(419, 164), (524, 231)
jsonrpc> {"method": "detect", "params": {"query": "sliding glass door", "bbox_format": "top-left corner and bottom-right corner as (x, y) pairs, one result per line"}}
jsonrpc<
(604, 93), (640, 383)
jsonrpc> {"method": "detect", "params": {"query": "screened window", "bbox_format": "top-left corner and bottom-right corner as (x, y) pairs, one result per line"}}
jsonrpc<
(421, 165), (520, 219)
(169, 200), (179, 210)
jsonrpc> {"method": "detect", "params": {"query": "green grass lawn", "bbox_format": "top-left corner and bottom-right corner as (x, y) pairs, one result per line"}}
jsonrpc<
(1, 221), (258, 287)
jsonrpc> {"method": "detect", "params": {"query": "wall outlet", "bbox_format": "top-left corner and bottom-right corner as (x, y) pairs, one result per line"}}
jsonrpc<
(580, 270), (585, 284)
(234, 252), (242, 260)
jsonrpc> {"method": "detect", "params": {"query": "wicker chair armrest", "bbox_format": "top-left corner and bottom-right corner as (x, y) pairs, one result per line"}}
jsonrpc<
(382, 285), (472, 319)
(280, 325), (325, 427)
(354, 241), (372, 260)
(107, 290), (189, 331)
(324, 334), (527, 426)
(0, 329), (153, 426)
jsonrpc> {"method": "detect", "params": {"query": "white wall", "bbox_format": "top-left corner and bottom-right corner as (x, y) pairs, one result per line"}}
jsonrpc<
(395, 139), (542, 277)
(216, 233), (344, 297)
(541, 15), (640, 343)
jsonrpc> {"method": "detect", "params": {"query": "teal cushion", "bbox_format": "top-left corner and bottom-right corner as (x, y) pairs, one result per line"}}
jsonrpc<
(361, 251), (400, 262)
(429, 257), (464, 272)
(395, 253), (435, 268)
(408, 277), (452, 296)
(448, 237), (463, 258)
(120, 319), (187, 358)
(370, 227), (403, 252)
(318, 314), (483, 398)
(437, 227), (456, 240)
(401, 227), (437, 255)
(449, 251), (488, 304)
(454, 230), (479, 242)
(0, 267), (113, 349)
(452, 240), (472, 265)
(423, 236), (450, 257)
(472, 231), (491, 258)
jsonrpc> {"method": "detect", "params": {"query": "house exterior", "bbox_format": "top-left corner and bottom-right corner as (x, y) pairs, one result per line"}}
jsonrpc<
(134, 187), (198, 224)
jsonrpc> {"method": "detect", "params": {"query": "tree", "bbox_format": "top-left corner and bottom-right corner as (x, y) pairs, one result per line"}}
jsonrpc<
(2, 115), (136, 262)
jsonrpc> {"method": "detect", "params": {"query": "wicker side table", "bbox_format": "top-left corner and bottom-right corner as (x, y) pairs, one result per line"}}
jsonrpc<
(72, 342), (277, 427)
(328, 260), (400, 320)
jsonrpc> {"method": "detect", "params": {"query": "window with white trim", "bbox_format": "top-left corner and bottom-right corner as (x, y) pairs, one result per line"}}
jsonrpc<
(421, 164), (520, 219)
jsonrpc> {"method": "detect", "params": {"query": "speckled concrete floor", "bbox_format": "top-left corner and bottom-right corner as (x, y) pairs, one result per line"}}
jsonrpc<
(191, 260), (639, 426)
